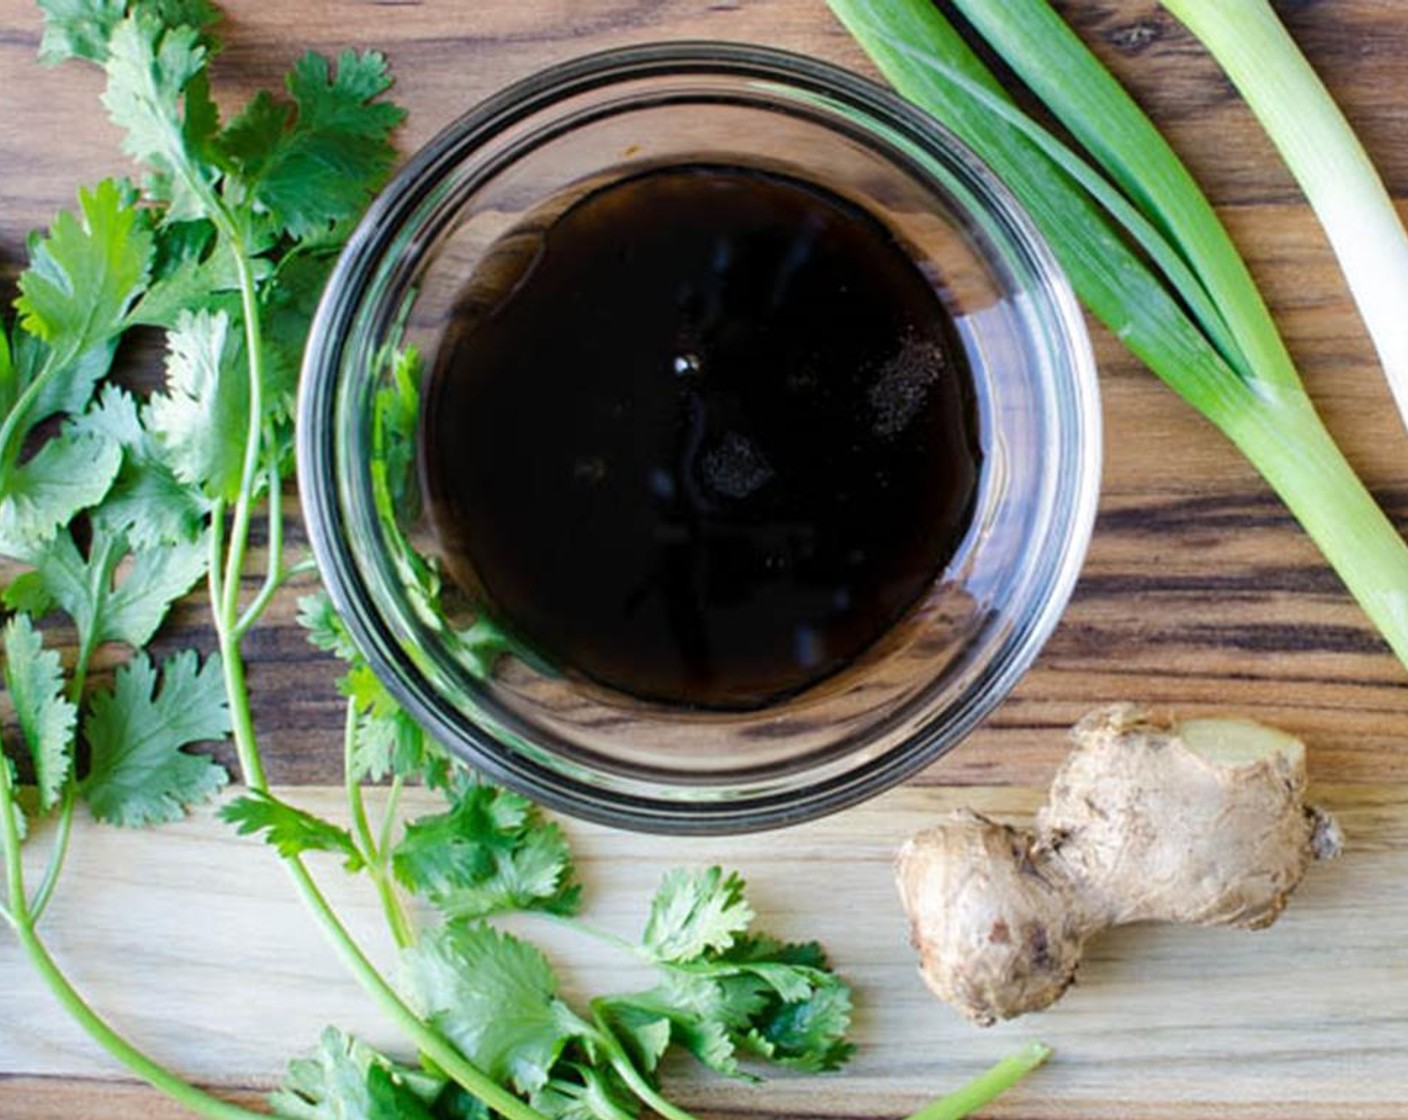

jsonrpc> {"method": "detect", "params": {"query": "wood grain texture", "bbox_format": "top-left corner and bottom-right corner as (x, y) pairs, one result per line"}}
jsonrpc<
(4, 783), (1408, 1120)
(4, 0), (1408, 1115)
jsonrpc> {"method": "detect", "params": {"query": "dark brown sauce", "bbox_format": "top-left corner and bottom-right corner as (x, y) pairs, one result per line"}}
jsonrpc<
(421, 164), (982, 709)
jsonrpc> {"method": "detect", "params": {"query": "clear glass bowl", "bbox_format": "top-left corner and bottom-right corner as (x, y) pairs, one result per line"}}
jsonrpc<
(298, 43), (1101, 834)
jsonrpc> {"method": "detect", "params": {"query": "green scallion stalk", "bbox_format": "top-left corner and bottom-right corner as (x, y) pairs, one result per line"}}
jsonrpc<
(827, 0), (1408, 671)
(1161, 0), (1408, 434)
(906, 1042), (1051, 1120)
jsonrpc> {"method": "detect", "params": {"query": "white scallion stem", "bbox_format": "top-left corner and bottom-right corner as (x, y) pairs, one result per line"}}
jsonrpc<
(1163, 0), (1408, 432)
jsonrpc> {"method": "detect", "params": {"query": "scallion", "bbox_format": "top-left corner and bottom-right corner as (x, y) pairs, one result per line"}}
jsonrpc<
(1161, 0), (1408, 436)
(827, 0), (1408, 672)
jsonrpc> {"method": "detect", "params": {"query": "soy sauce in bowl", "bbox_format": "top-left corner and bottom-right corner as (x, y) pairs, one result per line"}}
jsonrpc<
(421, 164), (982, 711)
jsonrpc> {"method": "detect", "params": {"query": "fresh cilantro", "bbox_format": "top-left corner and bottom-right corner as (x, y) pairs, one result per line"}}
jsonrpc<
(218, 49), (405, 240)
(145, 307), (248, 500)
(70, 385), (209, 547)
(127, 222), (242, 328)
(295, 589), (451, 785)
(2, 571), (51, 616)
(17, 327), (121, 427)
(262, 251), (336, 417)
(592, 870), (855, 1081)
(402, 923), (589, 1096)
(102, 10), (215, 219)
(4, 10), (886, 1120)
(81, 650), (230, 826)
(343, 662), (442, 783)
(641, 867), (754, 964)
(592, 1005), (671, 1077)
(391, 779), (581, 922)
(1, 180), (150, 531)
(2, 614), (77, 811)
(529, 1064), (637, 1120)
(738, 969), (854, 1072)
(297, 589), (359, 661)
(10, 524), (207, 651)
(270, 1027), (445, 1120)
(222, 790), (365, 872)
(36, 0), (125, 63)
(14, 179), (153, 367)
(36, 0), (217, 64)
(0, 430), (122, 550)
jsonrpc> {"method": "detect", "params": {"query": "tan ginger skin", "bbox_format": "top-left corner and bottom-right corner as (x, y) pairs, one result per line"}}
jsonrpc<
(897, 704), (1342, 1026)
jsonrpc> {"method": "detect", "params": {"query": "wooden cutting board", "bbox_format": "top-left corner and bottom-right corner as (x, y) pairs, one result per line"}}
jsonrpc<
(4, 1), (1408, 1117)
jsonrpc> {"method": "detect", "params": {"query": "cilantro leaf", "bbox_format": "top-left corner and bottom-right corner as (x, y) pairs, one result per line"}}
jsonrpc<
(36, 0), (125, 64)
(2, 614), (77, 811)
(219, 49), (404, 239)
(592, 1005), (671, 1076)
(14, 179), (153, 365)
(1, 756), (29, 841)
(601, 975), (743, 1078)
(601, 881), (855, 1079)
(14, 525), (206, 649)
(530, 1064), (638, 1120)
(102, 11), (215, 219)
(270, 1027), (444, 1120)
(222, 790), (365, 871)
(297, 589), (359, 661)
(127, 220), (243, 328)
(392, 779), (581, 922)
(97, 539), (207, 646)
(2, 571), (52, 616)
(640, 867), (753, 964)
(711, 936), (854, 1073)
(0, 431), (122, 551)
(401, 923), (587, 1095)
(37, 0), (218, 65)
(81, 650), (230, 826)
(14, 328), (121, 429)
(72, 385), (210, 547)
(146, 307), (248, 500)
(343, 663), (448, 785)
(737, 971), (854, 1073)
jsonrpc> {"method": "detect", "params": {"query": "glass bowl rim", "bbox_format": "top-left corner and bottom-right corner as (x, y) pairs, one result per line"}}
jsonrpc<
(297, 40), (1103, 834)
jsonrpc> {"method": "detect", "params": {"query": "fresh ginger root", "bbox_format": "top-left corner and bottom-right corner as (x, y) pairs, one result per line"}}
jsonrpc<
(897, 704), (1342, 1026)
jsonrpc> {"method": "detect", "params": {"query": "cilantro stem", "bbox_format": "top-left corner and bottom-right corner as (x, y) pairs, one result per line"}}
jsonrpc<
(903, 1042), (1051, 1120)
(217, 625), (268, 790)
(0, 750), (263, 1120)
(270, 846), (551, 1120)
(589, 1011), (700, 1120)
(8, 925), (266, 1120)
(376, 775), (403, 858)
(0, 353), (58, 477)
(233, 434), (284, 639)
(345, 705), (377, 857)
(218, 245), (267, 631)
(344, 705), (415, 949)
(536, 911), (639, 956)
(30, 597), (104, 925)
(0, 754), (26, 919)
(284, 556), (318, 579)
(207, 495), (227, 610)
(27, 784), (75, 923)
